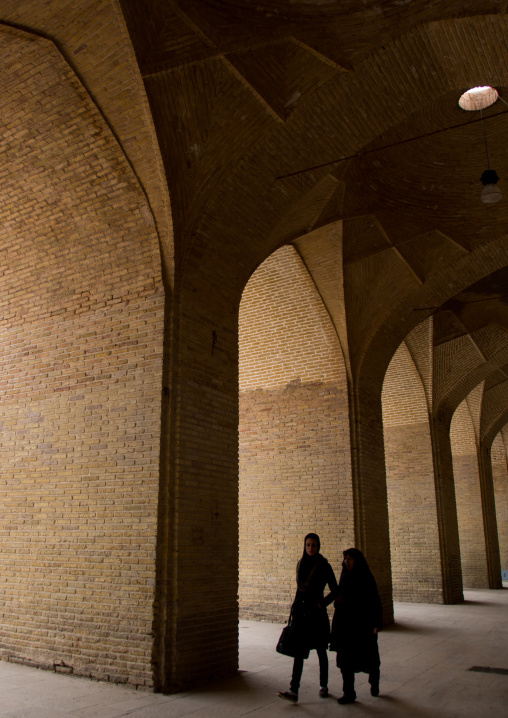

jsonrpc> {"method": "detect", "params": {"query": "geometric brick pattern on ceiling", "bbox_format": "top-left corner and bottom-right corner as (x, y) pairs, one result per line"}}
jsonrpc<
(293, 221), (349, 370)
(117, 0), (508, 454)
(465, 382), (486, 443)
(404, 316), (434, 411)
(227, 39), (340, 122)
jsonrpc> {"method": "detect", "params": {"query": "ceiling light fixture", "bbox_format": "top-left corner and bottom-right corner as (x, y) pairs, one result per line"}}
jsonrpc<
(459, 86), (503, 204)
(480, 169), (502, 204)
(479, 107), (502, 204)
(458, 86), (498, 111)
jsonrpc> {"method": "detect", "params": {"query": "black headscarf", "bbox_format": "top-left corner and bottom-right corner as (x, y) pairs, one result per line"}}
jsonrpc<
(339, 548), (371, 578)
(335, 547), (382, 629)
(296, 533), (322, 591)
(338, 548), (373, 586)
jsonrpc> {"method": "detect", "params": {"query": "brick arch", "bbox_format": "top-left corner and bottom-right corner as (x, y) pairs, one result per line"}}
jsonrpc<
(382, 342), (442, 602)
(187, 13), (508, 286)
(433, 334), (508, 423)
(175, 12), (508, 452)
(238, 244), (352, 621)
(174, 11), (508, 412)
(481, 384), (508, 447)
(150, 9), (508, 685)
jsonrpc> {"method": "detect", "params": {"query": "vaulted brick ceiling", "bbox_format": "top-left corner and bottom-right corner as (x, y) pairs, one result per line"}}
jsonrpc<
(431, 268), (508, 428)
(119, 0), (508, 269)
(436, 267), (508, 345)
(116, 1), (508, 365)
(2, 0), (508, 433)
(122, 0), (503, 71)
(117, 0), (508, 435)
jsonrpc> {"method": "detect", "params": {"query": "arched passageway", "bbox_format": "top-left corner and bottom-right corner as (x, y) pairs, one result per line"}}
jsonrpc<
(238, 245), (352, 621)
(5, 0), (508, 695)
(382, 342), (442, 602)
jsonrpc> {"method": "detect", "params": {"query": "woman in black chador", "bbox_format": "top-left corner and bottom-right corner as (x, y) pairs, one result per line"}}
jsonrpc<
(330, 548), (383, 704)
(277, 533), (337, 704)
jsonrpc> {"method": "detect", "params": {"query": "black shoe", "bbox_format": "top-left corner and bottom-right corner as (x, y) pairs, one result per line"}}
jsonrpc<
(370, 684), (379, 697)
(278, 691), (298, 703)
(338, 694), (356, 704)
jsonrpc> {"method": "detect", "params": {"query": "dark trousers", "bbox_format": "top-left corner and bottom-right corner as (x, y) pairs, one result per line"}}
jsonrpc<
(341, 667), (380, 698)
(290, 647), (328, 694)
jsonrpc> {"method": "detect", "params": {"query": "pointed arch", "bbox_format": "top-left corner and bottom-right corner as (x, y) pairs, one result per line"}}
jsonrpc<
(382, 342), (442, 602)
(238, 244), (352, 620)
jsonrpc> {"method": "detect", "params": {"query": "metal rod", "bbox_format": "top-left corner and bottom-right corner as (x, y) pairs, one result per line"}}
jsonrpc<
(481, 108), (490, 169)
(276, 107), (508, 180)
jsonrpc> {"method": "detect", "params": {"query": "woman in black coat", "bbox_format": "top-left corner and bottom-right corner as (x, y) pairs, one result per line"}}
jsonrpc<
(330, 548), (383, 704)
(277, 533), (337, 704)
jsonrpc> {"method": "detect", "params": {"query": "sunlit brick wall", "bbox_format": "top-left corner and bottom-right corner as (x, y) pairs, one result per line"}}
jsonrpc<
(382, 343), (442, 602)
(0, 31), (164, 687)
(492, 432), (508, 574)
(238, 245), (352, 621)
(450, 401), (489, 588)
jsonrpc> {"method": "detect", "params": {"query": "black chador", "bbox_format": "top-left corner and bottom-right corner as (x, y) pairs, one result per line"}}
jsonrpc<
(330, 548), (382, 703)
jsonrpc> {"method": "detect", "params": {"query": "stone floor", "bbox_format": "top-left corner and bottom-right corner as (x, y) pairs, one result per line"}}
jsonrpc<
(0, 587), (507, 717)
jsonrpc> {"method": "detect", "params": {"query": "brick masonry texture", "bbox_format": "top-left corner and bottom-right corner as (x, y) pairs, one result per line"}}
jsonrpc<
(451, 402), (489, 588)
(2, 1), (508, 695)
(0, 29), (164, 687)
(0, 1), (173, 276)
(477, 444), (502, 589)
(239, 246), (353, 621)
(383, 343), (443, 602)
(492, 434), (508, 573)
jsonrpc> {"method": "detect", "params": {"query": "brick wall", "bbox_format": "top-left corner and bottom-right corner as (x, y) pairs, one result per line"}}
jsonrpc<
(239, 246), (353, 621)
(382, 343), (443, 602)
(450, 402), (489, 588)
(349, 380), (394, 623)
(160, 243), (243, 690)
(431, 415), (464, 602)
(0, 31), (164, 687)
(477, 442), (502, 589)
(492, 433), (508, 574)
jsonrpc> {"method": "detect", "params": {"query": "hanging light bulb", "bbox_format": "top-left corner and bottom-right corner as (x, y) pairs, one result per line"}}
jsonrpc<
(473, 98), (504, 204)
(480, 169), (503, 204)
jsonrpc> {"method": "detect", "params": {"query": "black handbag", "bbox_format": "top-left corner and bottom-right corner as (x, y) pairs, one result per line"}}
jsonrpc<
(276, 608), (310, 659)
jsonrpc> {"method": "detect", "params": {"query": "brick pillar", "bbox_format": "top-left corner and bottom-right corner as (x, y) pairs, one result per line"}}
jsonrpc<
(450, 403), (489, 588)
(153, 272), (240, 692)
(453, 450), (489, 587)
(382, 344), (442, 602)
(430, 415), (464, 603)
(492, 433), (508, 575)
(477, 442), (502, 589)
(350, 378), (393, 624)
